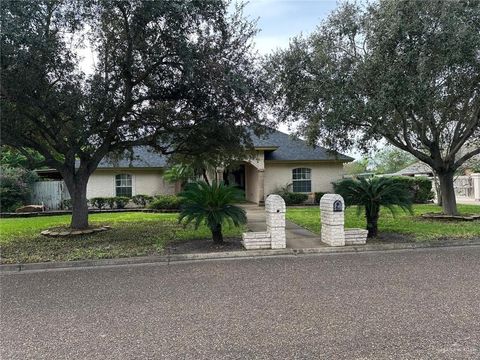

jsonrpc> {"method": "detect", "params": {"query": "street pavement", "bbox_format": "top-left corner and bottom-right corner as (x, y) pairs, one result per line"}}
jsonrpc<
(1, 246), (480, 359)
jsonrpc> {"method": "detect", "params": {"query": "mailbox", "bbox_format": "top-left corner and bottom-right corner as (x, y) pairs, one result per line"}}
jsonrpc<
(333, 200), (343, 212)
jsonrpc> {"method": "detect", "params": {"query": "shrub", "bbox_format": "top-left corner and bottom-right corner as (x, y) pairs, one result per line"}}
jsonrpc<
(114, 196), (130, 209)
(149, 195), (182, 210)
(105, 197), (116, 209)
(0, 166), (38, 212)
(390, 176), (434, 203)
(131, 194), (153, 207)
(333, 177), (412, 238)
(61, 199), (72, 210)
(90, 197), (108, 209)
(314, 192), (326, 204)
(276, 191), (308, 205)
(178, 181), (246, 243)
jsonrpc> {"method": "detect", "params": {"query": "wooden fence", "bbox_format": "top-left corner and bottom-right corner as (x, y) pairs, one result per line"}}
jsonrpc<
(31, 181), (70, 210)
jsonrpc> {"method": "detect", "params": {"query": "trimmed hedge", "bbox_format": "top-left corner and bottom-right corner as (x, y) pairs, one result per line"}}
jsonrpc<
(390, 176), (434, 203)
(314, 192), (327, 204)
(115, 196), (130, 209)
(88, 196), (132, 209)
(90, 197), (107, 209)
(276, 192), (308, 205)
(149, 195), (182, 210)
(131, 194), (153, 207)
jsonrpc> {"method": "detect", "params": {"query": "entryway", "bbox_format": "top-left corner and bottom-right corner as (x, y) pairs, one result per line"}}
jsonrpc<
(240, 203), (325, 249)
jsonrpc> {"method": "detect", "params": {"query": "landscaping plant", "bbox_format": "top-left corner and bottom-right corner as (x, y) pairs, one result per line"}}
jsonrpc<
(90, 197), (107, 210)
(178, 181), (247, 243)
(114, 197), (130, 209)
(334, 177), (413, 238)
(149, 195), (182, 210)
(0, 166), (38, 212)
(131, 194), (153, 208)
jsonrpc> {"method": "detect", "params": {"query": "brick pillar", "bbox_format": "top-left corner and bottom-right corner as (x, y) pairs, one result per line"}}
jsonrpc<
(472, 173), (480, 201)
(320, 194), (345, 246)
(265, 194), (286, 249)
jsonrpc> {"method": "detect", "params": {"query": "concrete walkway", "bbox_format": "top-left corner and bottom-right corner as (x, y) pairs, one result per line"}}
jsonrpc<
(241, 204), (326, 249)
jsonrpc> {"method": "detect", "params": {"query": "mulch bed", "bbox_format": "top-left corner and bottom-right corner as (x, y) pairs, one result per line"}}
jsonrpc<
(165, 237), (244, 254)
(367, 232), (415, 244)
(421, 213), (480, 221)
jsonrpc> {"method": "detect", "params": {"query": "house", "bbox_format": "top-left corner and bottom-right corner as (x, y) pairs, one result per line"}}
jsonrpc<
(36, 129), (353, 206)
(391, 161), (434, 177)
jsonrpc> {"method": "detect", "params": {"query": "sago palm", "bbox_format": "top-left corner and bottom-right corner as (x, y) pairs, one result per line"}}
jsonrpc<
(334, 177), (413, 238)
(178, 181), (247, 243)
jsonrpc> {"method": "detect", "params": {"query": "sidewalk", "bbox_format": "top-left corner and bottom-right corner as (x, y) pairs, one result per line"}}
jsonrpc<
(241, 204), (326, 249)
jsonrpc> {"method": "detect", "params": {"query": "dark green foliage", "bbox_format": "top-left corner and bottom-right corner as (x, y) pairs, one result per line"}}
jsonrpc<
(0, 166), (38, 212)
(105, 198), (116, 210)
(178, 181), (247, 243)
(149, 195), (182, 210)
(267, 0), (480, 215)
(278, 192), (308, 206)
(90, 197), (131, 209)
(390, 177), (434, 204)
(131, 194), (153, 208)
(333, 177), (413, 238)
(314, 192), (326, 205)
(90, 197), (108, 210)
(114, 197), (130, 209)
(1, 0), (267, 229)
(61, 199), (72, 210)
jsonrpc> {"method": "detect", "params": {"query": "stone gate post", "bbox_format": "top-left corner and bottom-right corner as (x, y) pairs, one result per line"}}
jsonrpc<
(320, 194), (345, 246)
(265, 194), (286, 249)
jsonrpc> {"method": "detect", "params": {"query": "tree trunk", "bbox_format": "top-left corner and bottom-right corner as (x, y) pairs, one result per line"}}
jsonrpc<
(437, 171), (458, 215)
(366, 208), (379, 238)
(64, 175), (90, 229)
(211, 223), (223, 244)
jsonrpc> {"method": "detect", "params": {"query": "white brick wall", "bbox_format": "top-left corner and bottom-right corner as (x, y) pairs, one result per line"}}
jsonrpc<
(242, 194), (286, 250)
(320, 194), (345, 246)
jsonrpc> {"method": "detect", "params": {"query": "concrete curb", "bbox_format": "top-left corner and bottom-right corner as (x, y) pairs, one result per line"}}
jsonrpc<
(2, 239), (480, 273)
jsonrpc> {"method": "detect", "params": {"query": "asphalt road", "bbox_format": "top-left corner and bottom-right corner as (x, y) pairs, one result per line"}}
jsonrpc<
(2, 247), (480, 360)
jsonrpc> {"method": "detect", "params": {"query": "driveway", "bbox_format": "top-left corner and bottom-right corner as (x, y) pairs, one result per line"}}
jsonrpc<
(242, 203), (324, 249)
(2, 246), (480, 359)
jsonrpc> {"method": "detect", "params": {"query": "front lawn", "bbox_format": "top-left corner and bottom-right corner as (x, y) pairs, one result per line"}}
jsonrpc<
(0, 212), (243, 264)
(287, 204), (480, 241)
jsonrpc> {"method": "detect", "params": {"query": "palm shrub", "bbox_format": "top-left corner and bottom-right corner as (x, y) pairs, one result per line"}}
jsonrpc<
(178, 181), (247, 243)
(333, 177), (413, 238)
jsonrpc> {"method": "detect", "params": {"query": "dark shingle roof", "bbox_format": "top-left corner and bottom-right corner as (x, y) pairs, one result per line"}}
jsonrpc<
(93, 129), (352, 168)
(251, 129), (353, 162)
(96, 146), (168, 168)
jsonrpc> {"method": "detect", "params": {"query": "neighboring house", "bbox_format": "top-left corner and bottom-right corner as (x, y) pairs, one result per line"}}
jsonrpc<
(391, 161), (434, 177)
(36, 129), (353, 206)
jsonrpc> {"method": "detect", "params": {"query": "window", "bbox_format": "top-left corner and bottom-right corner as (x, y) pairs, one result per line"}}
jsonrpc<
(115, 174), (132, 197)
(292, 168), (311, 193)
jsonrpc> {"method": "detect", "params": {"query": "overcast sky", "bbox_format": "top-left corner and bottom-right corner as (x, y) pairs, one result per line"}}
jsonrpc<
(243, 0), (338, 55)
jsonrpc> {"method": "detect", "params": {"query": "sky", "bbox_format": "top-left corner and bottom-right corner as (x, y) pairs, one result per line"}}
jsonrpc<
(242, 0), (338, 55)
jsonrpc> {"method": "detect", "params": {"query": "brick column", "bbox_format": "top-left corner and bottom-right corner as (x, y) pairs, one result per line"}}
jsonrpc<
(320, 194), (345, 246)
(472, 173), (480, 201)
(265, 194), (286, 249)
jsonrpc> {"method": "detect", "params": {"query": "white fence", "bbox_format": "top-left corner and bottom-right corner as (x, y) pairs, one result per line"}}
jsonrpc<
(454, 176), (474, 198)
(31, 181), (70, 210)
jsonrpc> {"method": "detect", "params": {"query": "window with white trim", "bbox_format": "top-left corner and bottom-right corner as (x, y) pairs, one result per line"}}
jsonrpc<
(292, 168), (311, 193)
(115, 174), (132, 197)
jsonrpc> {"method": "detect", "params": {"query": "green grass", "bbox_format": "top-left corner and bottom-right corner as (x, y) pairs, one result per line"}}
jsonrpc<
(0, 212), (243, 264)
(287, 204), (480, 241)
